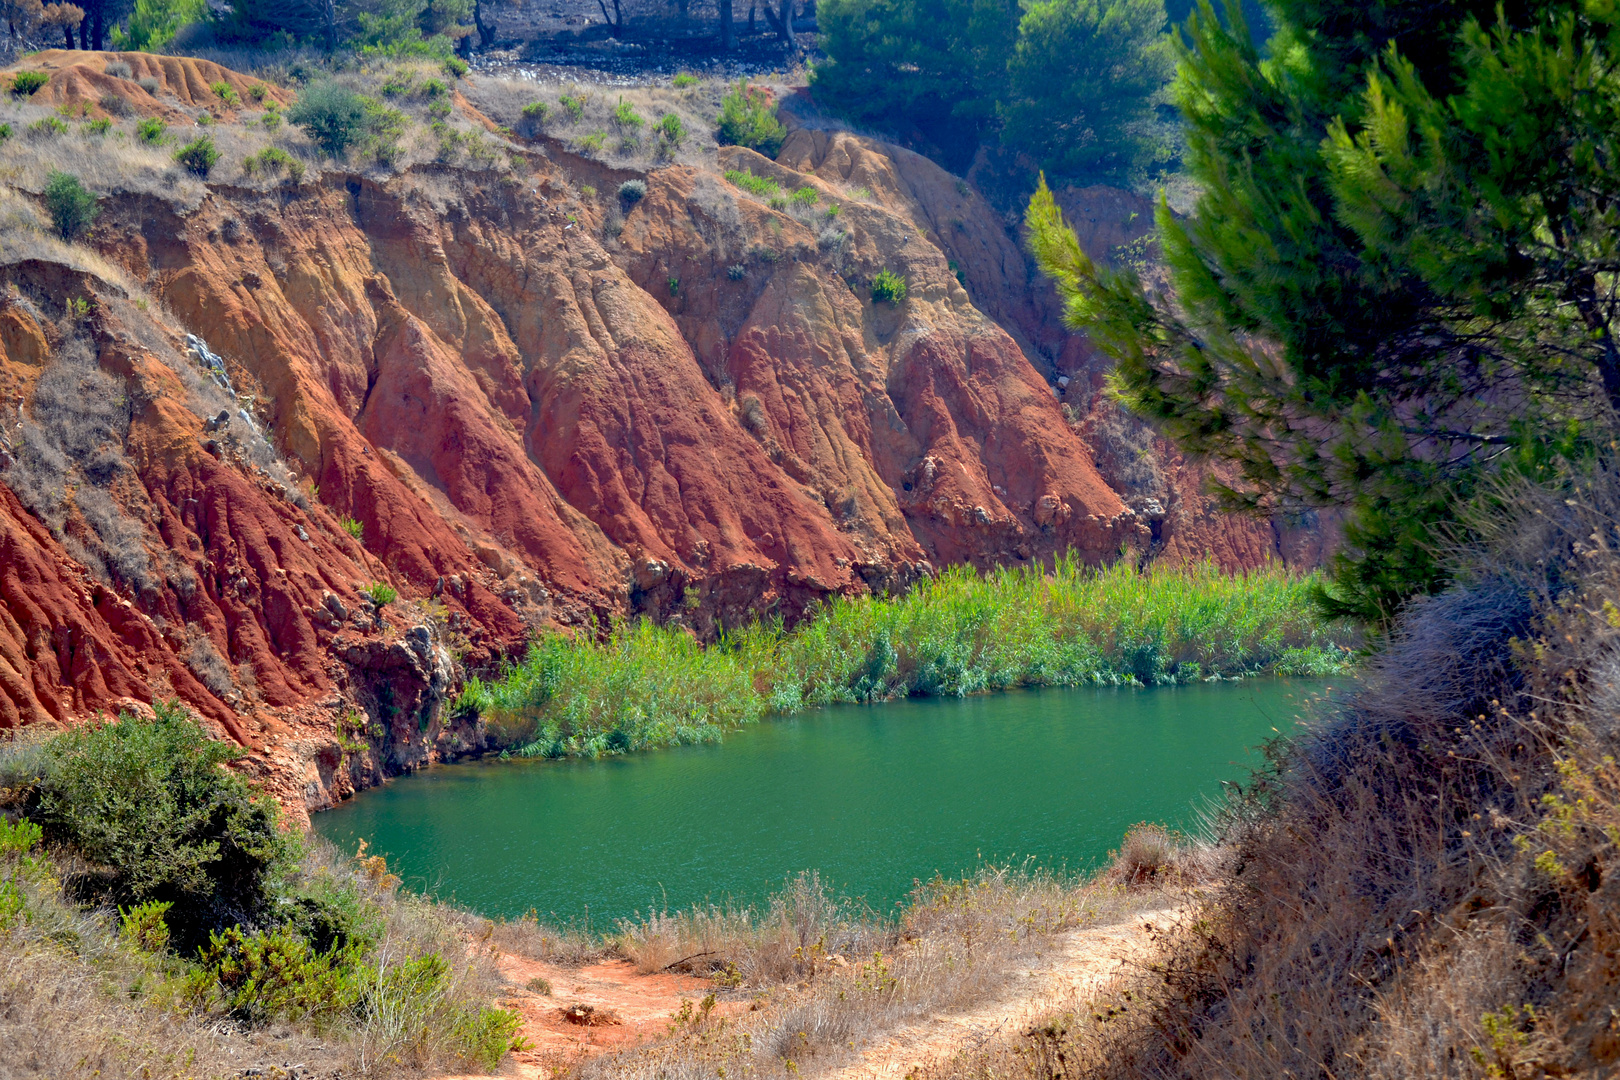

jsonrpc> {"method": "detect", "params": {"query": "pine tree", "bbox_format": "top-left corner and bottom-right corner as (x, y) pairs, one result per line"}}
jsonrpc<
(1028, 0), (1620, 623)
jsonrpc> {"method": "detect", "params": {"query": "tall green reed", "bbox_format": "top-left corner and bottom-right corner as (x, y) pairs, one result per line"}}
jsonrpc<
(456, 557), (1356, 759)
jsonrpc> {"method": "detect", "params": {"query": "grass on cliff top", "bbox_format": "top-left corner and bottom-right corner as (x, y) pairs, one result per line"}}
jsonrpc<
(459, 558), (1357, 759)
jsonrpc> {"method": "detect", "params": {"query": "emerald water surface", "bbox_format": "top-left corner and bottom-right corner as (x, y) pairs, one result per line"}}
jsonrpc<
(314, 680), (1333, 922)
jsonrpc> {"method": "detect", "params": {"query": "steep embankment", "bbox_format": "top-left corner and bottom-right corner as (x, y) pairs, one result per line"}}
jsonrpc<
(0, 52), (1315, 814)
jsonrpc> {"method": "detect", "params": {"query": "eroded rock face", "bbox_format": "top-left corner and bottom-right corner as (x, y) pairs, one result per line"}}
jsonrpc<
(0, 59), (1321, 816)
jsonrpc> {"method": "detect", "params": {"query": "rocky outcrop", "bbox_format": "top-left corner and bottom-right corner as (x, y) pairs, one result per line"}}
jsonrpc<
(0, 54), (1321, 815)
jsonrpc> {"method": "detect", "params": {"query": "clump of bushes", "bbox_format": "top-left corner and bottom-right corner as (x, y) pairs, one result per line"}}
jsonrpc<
(209, 80), (240, 107)
(10, 70), (47, 96)
(174, 135), (220, 177)
(716, 79), (786, 158)
(0, 704), (525, 1072)
(136, 116), (166, 143)
(365, 581), (397, 607)
(611, 96), (644, 134)
(558, 92), (586, 121)
(618, 178), (646, 203)
(44, 170), (98, 241)
(870, 268), (908, 304)
(27, 116), (67, 138)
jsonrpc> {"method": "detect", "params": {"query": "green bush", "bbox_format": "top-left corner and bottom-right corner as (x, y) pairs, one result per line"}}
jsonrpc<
(0, 122), (11, 141)
(618, 178), (646, 202)
(27, 116), (67, 137)
(31, 702), (296, 950)
(790, 186), (819, 207)
(366, 581), (398, 607)
(43, 171), (99, 241)
(82, 117), (112, 136)
(9, 70), (47, 96)
(200, 925), (362, 1025)
(174, 135), (220, 177)
(558, 93), (586, 121)
(210, 80), (241, 107)
(288, 81), (368, 158)
(716, 80), (786, 158)
(136, 117), (166, 143)
(672, 72), (700, 88)
(654, 111), (686, 148)
(870, 269), (908, 304)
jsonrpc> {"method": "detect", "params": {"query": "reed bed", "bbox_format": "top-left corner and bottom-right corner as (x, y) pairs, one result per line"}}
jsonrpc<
(459, 558), (1356, 758)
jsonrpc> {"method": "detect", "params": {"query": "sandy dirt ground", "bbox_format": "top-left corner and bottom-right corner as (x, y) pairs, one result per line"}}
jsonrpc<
(822, 908), (1177, 1080)
(443, 906), (1175, 1079)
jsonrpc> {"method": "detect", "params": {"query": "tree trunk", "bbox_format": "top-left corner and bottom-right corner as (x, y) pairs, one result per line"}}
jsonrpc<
(719, 0), (733, 48)
(748, 2), (755, 33)
(474, 0), (492, 49)
(323, 0), (337, 52)
(90, 4), (101, 49)
(63, 21), (75, 47)
(77, 10), (86, 48)
(778, 0), (794, 47)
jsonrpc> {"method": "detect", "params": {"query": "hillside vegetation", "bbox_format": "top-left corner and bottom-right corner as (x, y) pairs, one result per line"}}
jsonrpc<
(458, 559), (1355, 759)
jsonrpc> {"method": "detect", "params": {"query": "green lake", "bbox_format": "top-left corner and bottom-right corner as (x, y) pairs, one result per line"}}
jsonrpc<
(313, 680), (1336, 923)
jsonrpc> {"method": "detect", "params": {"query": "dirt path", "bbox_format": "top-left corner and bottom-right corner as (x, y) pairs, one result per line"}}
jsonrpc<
(821, 907), (1178, 1080)
(443, 908), (1175, 1079)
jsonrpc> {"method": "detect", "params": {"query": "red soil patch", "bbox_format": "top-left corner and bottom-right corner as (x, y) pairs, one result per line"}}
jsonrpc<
(444, 952), (744, 1078)
(4, 51), (292, 120)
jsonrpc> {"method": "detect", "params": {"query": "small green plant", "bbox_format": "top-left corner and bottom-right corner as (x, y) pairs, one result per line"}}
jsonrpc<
(848, 186), (873, 200)
(579, 183), (597, 198)
(723, 168), (781, 198)
(521, 101), (548, 121)
(174, 135), (220, 177)
(654, 112), (685, 147)
(0, 122), (12, 142)
(340, 516), (363, 539)
(261, 108), (282, 131)
(245, 146), (304, 182)
(66, 296), (91, 319)
(44, 171), (99, 241)
(576, 131), (606, 153)
(716, 79), (785, 158)
(119, 899), (174, 954)
(427, 98), (451, 120)
(420, 77), (449, 99)
(618, 178), (646, 202)
(9, 70), (47, 96)
(195, 112), (213, 126)
(672, 72), (700, 88)
(248, 83), (268, 102)
(526, 975), (552, 995)
(825, 202), (842, 218)
(790, 186), (819, 207)
(611, 97), (644, 133)
(137, 117), (167, 143)
(210, 80), (240, 107)
(443, 56), (469, 78)
(379, 69), (415, 97)
(366, 581), (398, 607)
(27, 116), (67, 138)
(558, 93), (586, 121)
(82, 116), (112, 136)
(870, 269), (908, 304)
(727, 263), (747, 280)
(668, 276), (680, 296)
